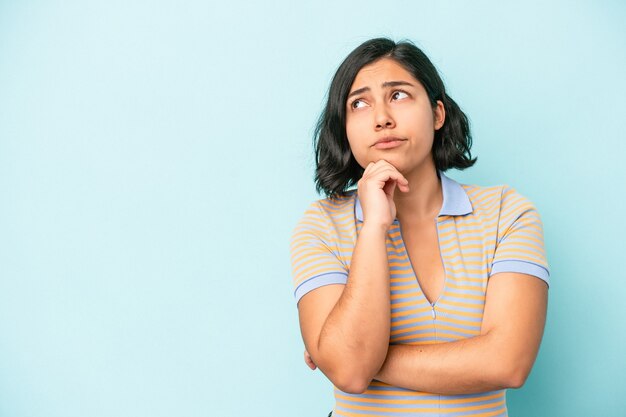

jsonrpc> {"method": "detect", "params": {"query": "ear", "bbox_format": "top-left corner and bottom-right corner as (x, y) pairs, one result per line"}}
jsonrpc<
(434, 100), (445, 130)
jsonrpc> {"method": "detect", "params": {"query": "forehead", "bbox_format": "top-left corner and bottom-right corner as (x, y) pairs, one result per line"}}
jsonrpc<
(350, 58), (418, 90)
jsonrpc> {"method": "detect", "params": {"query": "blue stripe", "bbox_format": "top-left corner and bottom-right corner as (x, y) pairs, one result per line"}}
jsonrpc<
(293, 272), (347, 303)
(490, 260), (550, 285)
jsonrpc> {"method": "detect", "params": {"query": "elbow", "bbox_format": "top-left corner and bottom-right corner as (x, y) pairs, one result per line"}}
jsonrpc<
(333, 373), (371, 394)
(484, 334), (536, 390)
(313, 359), (373, 394)
(316, 344), (386, 394)
(323, 360), (376, 394)
(496, 360), (532, 389)
(504, 366), (530, 389)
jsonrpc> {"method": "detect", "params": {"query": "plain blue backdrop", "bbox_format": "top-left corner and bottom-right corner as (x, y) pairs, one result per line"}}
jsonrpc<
(1, 1), (625, 416)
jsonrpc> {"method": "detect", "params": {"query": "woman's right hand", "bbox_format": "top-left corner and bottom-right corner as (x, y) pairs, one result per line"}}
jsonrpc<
(357, 160), (409, 230)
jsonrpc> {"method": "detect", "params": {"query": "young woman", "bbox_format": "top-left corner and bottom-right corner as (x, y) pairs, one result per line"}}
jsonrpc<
(290, 38), (549, 417)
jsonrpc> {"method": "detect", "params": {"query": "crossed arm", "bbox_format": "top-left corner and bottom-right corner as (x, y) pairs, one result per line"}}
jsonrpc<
(298, 267), (548, 395)
(373, 272), (547, 394)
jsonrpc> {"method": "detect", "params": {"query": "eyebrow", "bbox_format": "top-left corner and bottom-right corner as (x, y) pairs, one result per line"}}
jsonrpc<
(347, 80), (415, 99)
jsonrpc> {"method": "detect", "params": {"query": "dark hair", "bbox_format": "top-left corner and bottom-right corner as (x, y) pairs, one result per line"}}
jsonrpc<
(314, 37), (477, 198)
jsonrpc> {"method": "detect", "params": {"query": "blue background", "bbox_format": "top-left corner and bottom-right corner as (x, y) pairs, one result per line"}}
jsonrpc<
(1, 1), (625, 416)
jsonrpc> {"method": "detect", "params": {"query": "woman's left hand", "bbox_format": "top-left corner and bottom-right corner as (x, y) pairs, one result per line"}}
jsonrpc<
(304, 349), (317, 370)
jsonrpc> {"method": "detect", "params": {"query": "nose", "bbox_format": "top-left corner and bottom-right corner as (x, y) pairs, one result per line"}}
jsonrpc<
(374, 104), (395, 130)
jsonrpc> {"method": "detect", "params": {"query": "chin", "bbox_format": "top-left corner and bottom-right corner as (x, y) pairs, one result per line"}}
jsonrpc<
(376, 156), (409, 171)
(393, 159), (435, 177)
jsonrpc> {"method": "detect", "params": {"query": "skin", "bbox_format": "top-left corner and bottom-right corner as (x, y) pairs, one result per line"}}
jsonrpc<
(298, 58), (548, 395)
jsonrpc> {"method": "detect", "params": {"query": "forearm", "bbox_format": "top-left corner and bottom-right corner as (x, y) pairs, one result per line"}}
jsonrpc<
(373, 273), (548, 395)
(317, 223), (391, 390)
(374, 331), (527, 395)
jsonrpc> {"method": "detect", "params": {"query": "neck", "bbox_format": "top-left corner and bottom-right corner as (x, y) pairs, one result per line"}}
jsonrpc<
(394, 164), (442, 223)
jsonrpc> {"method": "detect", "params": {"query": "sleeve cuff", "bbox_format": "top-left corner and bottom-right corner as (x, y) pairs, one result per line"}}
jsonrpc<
(294, 272), (348, 305)
(490, 260), (550, 287)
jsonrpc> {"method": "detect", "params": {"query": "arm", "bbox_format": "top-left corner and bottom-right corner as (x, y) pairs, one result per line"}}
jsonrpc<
(297, 161), (409, 394)
(373, 272), (548, 394)
(298, 224), (390, 394)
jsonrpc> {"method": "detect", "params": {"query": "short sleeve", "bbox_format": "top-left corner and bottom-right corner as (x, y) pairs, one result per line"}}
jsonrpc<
(490, 187), (550, 286)
(290, 201), (348, 305)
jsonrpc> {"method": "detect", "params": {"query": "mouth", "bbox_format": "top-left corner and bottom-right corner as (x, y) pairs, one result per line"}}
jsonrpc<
(373, 136), (407, 150)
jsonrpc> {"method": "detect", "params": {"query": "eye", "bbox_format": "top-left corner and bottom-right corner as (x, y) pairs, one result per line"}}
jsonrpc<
(392, 90), (409, 100)
(350, 99), (367, 109)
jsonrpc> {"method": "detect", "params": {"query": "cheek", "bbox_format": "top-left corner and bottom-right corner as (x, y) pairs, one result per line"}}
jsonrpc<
(345, 120), (364, 151)
(345, 117), (359, 140)
(401, 106), (433, 130)
(345, 136), (369, 168)
(345, 136), (364, 164)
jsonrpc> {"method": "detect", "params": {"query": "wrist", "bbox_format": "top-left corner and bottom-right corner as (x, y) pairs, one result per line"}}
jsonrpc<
(360, 221), (390, 236)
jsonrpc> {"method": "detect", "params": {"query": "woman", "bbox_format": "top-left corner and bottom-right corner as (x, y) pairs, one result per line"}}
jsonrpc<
(290, 38), (549, 417)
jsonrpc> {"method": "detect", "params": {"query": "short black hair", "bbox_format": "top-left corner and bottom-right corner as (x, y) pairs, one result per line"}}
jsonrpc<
(314, 37), (477, 198)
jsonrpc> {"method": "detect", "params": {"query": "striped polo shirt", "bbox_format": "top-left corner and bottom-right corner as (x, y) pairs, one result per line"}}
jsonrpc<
(290, 170), (550, 417)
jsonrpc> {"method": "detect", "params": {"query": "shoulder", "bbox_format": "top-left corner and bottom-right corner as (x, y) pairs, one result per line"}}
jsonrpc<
(461, 182), (539, 217)
(459, 180), (545, 247)
(291, 191), (358, 243)
(296, 191), (358, 226)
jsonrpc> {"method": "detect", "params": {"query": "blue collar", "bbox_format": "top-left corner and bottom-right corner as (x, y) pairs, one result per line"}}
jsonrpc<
(355, 171), (473, 221)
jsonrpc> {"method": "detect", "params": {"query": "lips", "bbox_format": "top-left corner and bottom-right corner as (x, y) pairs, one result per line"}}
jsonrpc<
(373, 136), (407, 150)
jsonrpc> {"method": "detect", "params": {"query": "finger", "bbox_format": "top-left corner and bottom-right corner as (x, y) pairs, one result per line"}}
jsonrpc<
(367, 161), (408, 182)
(304, 354), (317, 370)
(364, 160), (392, 177)
(304, 350), (317, 369)
(382, 178), (397, 197)
(372, 159), (401, 174)
(363, 162), (375, 175)
(368, 167), (409, 189)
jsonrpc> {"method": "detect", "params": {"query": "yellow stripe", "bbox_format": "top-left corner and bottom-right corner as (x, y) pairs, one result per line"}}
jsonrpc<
(335, 391), (504, 405)
(433, 315), (483, 328)
(391, 299), (433, 309)
(435, 305), (484, 318)
(391, 323), (479, 337)
(388, 260), (412, 267)
(390, 283), (421, 291)
(336, 399), (505, 413)
(495, 246), (546, 258)
(318, 200), (352, 212)
(293, 256), (345, 276)
(391, 306), (432, 318)
(440, 292), (486, 302)
(390, 293), (421, 301)
(437, 299), (485, 309)
(291, 247), (337, 267)
(445, 281), (485, 291)
(464, 184), (501, 200)
(440, 259), (489, 267)
(501, 230), (545, 246)
(493, 253), (546, 266)
(392, 331), (472, 342)
(390, 323), (435, 335)
(392, 315), (436, 327)
(390, 276), (418, 283)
